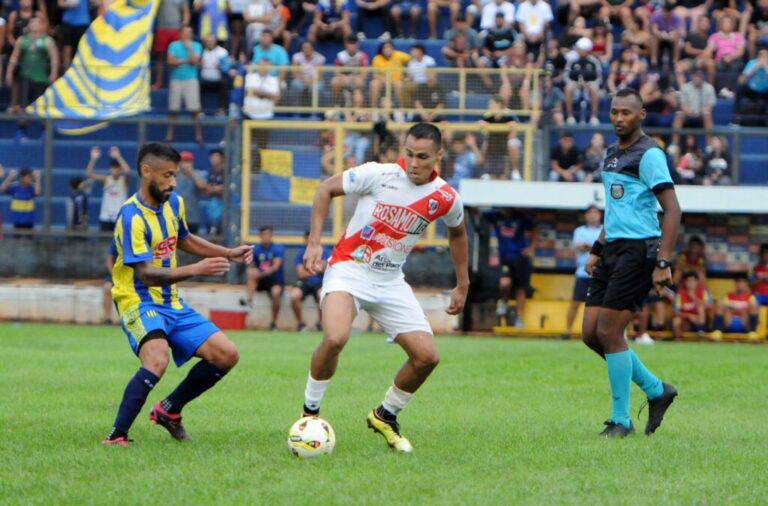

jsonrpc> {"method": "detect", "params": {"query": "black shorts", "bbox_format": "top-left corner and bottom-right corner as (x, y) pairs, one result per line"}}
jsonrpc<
(257, 275), (284, 293)
(61, 24), (88, 48)
(572, 277), (590, 302)
(501, 256), (533, 290)
(296, 280), (321, 302)
(586, 238), (659, 312)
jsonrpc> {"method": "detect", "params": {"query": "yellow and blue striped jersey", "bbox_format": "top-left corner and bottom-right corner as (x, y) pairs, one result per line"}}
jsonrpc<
(112, 192), (190, 315)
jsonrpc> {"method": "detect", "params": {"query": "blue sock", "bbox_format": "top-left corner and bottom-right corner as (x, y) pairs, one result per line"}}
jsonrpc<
(162, 361), (227, 414)
(605, 351), (632, 428)
(111, 367), (159, 437)
(749, 314), (758, 332)
(714, 315), (724, 330)
(629, 349), (664, 399)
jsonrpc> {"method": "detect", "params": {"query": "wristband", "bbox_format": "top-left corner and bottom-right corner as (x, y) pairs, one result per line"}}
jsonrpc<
(590, 241), (604, 257)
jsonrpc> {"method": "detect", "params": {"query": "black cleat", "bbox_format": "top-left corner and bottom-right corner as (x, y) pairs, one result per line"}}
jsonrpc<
(600, 420), (635, 438)
(644, 382), (678, 435)
(149, 402), (191, 441)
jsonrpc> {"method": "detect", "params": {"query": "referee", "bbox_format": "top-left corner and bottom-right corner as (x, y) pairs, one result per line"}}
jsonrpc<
(582, 88), (681, 438)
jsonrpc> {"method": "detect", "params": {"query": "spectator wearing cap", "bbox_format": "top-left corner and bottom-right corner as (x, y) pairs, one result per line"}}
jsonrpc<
(549, 132), (584, 182)
(480, 0), (515, 33)
(735, 47), (768, 125)
(442, 14), (481, 68)
(649, 0), (684, 69)
(675, 16), (716, 89)
(477, 12), (517, 89)
(705, 14), (746, 98)
(85, 146), (131, 232)
(176, 151), (208, 234)
(0, 166), (41, 230)
(515, 0), (553, 63)
(564, 37), (602, 125)
(670, 68), (715, 148)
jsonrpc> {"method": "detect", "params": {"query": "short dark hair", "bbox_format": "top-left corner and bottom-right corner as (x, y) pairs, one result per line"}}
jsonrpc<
(136, 142), (181, 177)
(209, 148), (224, 157)
(19, 167), (32, 177)
(613, 88), (643, 105)
(682, 271), (699, 280)
(585, 203), (600, 213)
(69, 176), (84, 189)
(259, 226), (273, 233)
(405, 123), (442, 148)
(411, 43), (425, 53)
(688, 235), (704, 246)
(262, 29), (273, 36)
(109, 157), (120, 168)
(345, 33), (359, 44)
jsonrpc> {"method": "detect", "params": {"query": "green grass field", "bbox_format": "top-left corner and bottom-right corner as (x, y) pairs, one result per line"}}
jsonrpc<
(1, 323), (767, 505)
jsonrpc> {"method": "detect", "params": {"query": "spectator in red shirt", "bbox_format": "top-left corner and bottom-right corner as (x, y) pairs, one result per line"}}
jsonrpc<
(714, 275), (759, 337)
(750, 244), (768, 305)
(672, 272), (710, 339)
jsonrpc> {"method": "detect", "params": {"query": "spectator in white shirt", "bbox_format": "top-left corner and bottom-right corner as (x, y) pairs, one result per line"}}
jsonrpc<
(200, 34), (232, 115)
(404, 43), (435, 107)
(244, 57), (281, 119)
(290, 40), (326, 105)
(515, 0), (553, 62)
(480, 0), (515, 32)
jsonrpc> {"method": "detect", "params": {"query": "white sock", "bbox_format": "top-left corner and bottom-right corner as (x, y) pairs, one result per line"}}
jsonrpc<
(304, 373), (330, 411)
(381, 385), (413, 415)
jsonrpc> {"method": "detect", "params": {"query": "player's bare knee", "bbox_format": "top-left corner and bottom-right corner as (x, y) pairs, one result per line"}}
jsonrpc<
(221, 346), (240, 370)
(322, 332), (349, 354)
(142, 353), (169, 377)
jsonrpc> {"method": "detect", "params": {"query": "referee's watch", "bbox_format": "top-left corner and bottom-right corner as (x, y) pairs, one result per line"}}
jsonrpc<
(655, 259), (671, 270)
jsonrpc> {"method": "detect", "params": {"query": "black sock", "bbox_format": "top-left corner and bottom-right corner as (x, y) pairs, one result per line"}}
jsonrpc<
(162, 360), (226, 414)
(375, 405), (396, 422)
(303, 404), (319, 416)
(111, 367), (159, 436)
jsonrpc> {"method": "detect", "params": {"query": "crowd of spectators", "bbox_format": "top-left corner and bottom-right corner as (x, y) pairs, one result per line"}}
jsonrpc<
(1, 0), (768, 185)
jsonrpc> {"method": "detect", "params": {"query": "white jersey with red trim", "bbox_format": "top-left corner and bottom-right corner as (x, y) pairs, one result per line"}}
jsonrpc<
(329, 160), (464, 285)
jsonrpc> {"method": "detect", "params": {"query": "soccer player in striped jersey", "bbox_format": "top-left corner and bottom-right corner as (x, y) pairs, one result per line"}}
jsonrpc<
(102, 142), (252, 447)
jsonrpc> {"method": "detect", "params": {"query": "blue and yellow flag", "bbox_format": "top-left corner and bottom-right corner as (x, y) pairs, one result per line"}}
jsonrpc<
(27, 0), (159, 134)
(257, 149), (322, 205)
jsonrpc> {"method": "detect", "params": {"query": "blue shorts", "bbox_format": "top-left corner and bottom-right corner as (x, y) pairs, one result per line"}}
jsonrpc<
(755, 294), (768, 306)
(120, 303), (220, 366)
(572, 277), (590, 302)
(726, 316), (747, 333)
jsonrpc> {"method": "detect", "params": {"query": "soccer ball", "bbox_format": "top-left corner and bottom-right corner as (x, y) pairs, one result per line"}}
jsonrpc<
(287, 416), (336, 459)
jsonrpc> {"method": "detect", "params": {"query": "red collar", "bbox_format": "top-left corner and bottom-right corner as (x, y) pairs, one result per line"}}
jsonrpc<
(396, 157), (439, 182)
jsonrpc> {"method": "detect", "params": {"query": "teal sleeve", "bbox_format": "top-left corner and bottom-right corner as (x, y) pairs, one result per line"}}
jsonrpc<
(639, 148), (673, 193)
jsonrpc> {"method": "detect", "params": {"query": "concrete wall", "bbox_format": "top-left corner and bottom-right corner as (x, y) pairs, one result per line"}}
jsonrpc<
(0, 281), (460, 333)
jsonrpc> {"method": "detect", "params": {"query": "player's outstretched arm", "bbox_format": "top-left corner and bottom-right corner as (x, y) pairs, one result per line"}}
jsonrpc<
(305, 174), (345, 274)
(179, 234), (253, 264)
(133, 257), (230, 286)
(445, 221), (470, 315)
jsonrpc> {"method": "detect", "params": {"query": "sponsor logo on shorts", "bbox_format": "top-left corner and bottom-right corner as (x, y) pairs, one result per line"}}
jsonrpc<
(371, 203), (429, 235)
(370, 254), (401, 272)
(360, 225), (375, 240)
(428, 198), (438, 215)
(351, 245), (373, 263)
(371, 232), (413, 254)
(610, 183), (624, 200)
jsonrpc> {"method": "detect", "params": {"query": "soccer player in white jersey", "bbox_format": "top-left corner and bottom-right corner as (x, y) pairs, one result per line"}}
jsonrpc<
(300, 123), (469, 453)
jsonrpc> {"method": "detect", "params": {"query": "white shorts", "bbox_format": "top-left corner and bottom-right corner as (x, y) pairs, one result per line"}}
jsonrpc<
(169, 79), (201, 112)
(320, 264), (433, 341)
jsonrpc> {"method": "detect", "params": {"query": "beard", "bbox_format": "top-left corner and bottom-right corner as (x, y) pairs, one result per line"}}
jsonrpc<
(149, 180), (172, 203)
